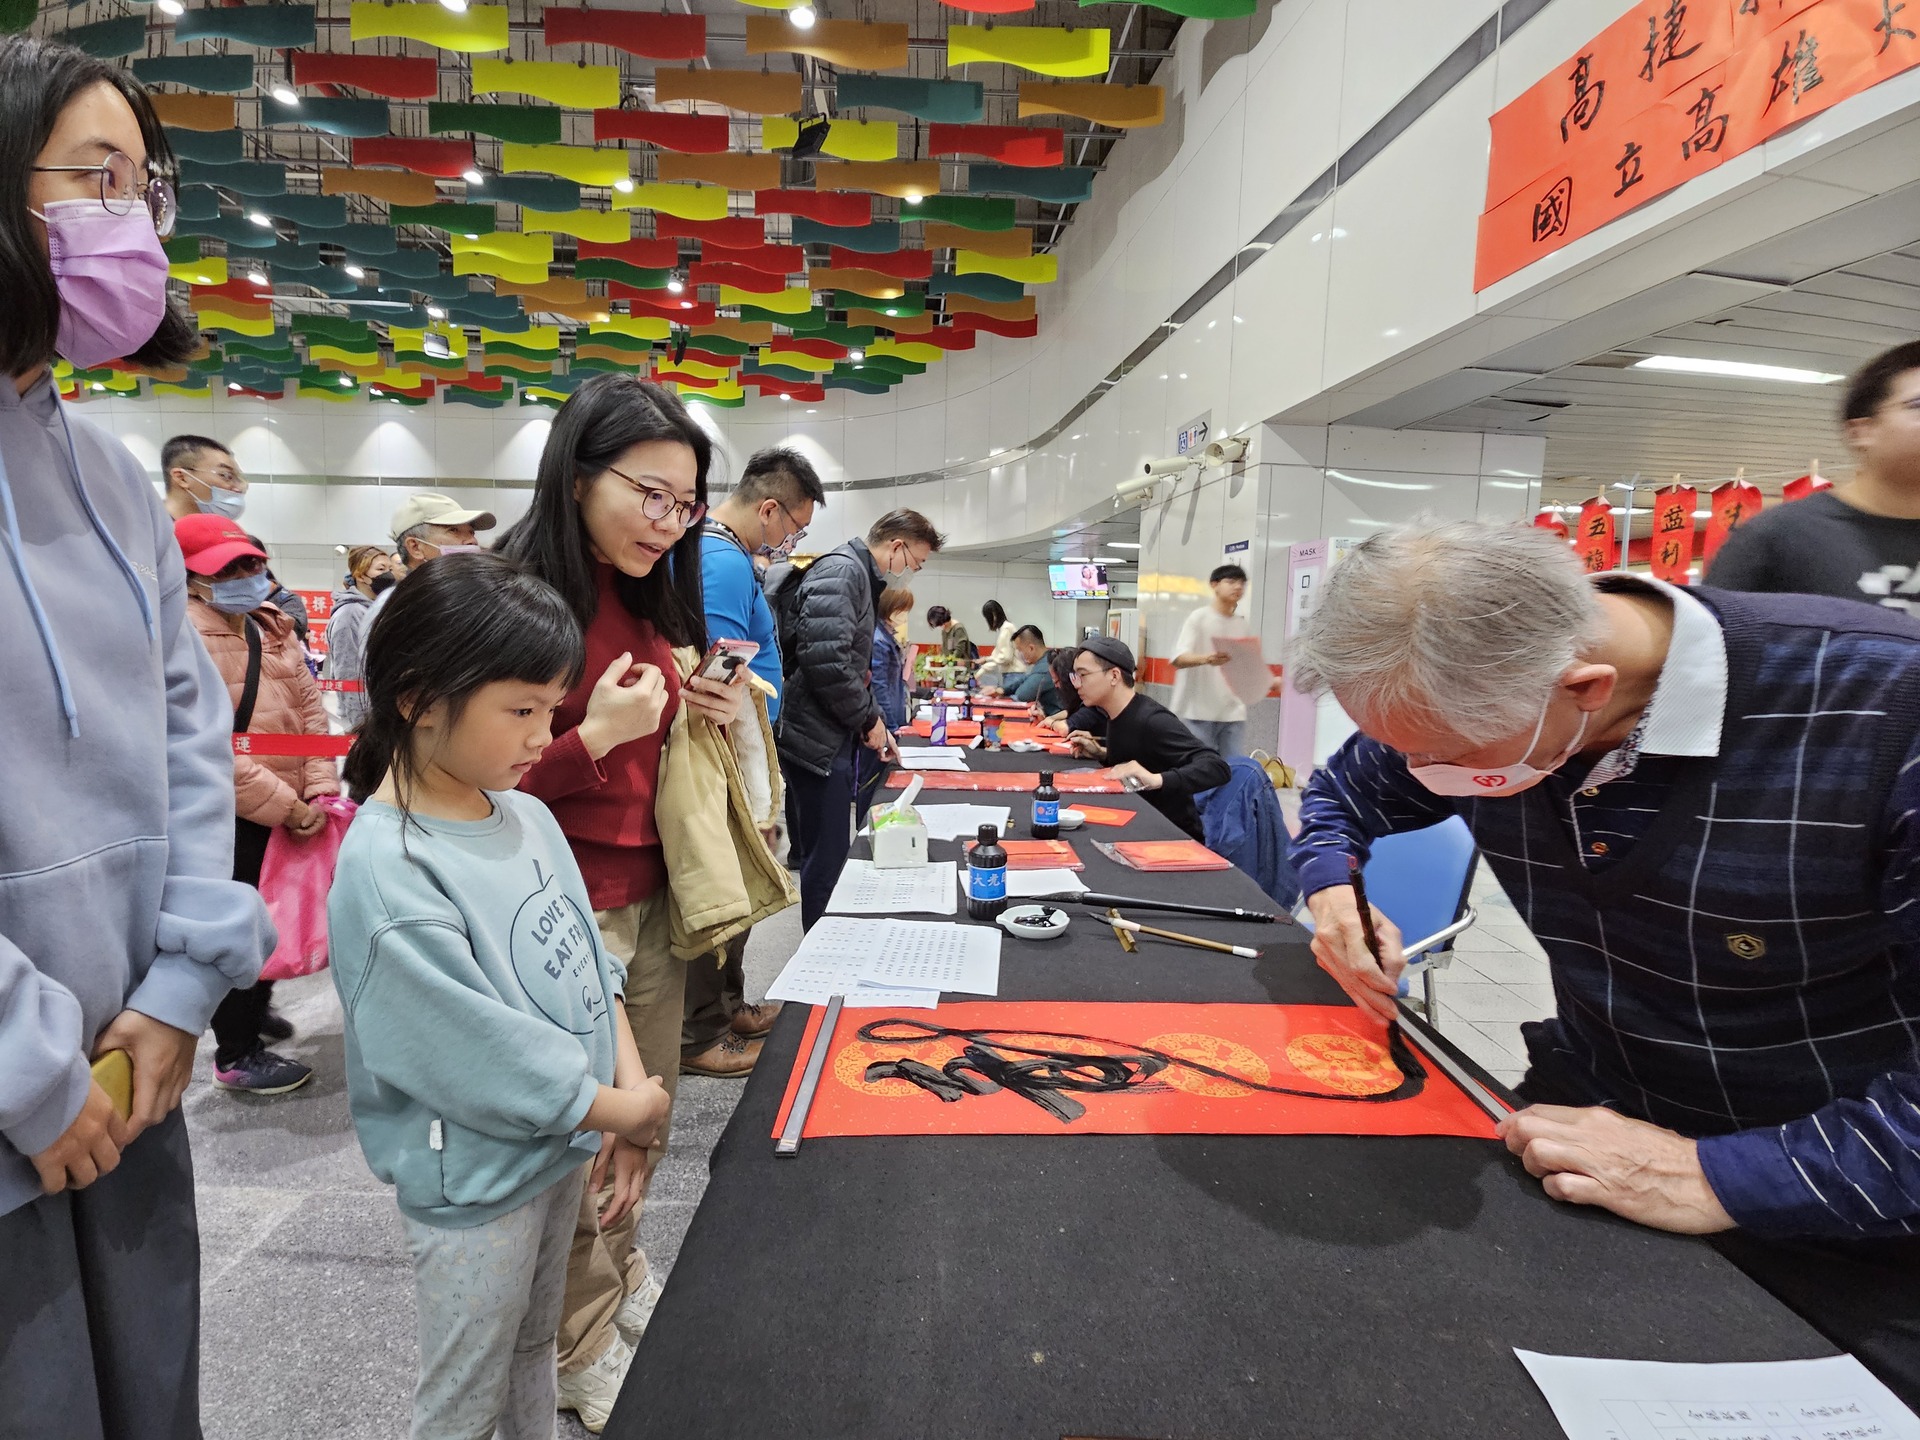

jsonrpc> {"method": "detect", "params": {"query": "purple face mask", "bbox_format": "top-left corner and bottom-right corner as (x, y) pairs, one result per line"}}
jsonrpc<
(35, 198), (169, 370)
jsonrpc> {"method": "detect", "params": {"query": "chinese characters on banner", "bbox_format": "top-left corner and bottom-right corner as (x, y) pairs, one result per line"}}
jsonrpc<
(1477, 0), (1920, 290)
(1648, 483), (1699, 583)
(1703, 476), (1764, 567)
(1576, 496), (1618, 574)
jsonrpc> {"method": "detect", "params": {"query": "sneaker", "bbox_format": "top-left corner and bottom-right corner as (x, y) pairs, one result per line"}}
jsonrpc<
(212, 1048), (312, 1096)
(258, 1008), (294, 1043)
(680, 1032), (761, 1078)
(557, 1334), (633, 1434)
(729, 1001), (782, 1039)
(613, 1270), (663, 1347)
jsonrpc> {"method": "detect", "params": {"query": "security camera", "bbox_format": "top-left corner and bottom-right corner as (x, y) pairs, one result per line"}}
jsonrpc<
(1114, 475), (1163, 504)
(1143, 456), (1194, 477)
(1201, 436), (1248, 467)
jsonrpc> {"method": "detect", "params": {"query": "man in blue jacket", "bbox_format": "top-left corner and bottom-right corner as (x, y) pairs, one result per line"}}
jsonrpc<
(1287, 519), (1920, 1405)
(684, 447), (824, 1077)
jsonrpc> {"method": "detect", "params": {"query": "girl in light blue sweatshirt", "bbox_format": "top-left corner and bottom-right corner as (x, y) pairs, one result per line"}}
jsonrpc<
(327, 554), (670, 1440)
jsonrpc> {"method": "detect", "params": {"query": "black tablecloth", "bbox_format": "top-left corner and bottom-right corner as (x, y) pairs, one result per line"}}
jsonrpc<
(609, 748), (1830, 1439)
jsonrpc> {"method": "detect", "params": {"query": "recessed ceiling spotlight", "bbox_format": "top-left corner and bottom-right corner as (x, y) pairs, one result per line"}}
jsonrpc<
(666, 276), (685, 294)
(613, 177), (635, 193)
(247, 270), (268, 286)
(155, 0), (183, 14)
(270, 85), (299, 106)
(1632, 354), (1845, 384)
(789, 4), (817, 28)
(427, 305), (446, 319)
(462, 168), (484, 185)
(438, 0), (468, 12)
(343, 263), (366, 279)
(247, 211), (272, 227)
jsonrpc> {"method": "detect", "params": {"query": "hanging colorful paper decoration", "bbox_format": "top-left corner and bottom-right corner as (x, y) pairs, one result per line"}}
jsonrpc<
(471, 58), (622, 110)
(262, 194), (350, 227)
(292, 52), (438, 99)
(656, 215), (766, 248)
(793, 218), (900, 252)
(428, 103), (564, 146)
(175, 3), (317, 46)
(1783, 472), (1834, 502)
(482, 176), (582, 213)
(454, 232), (555, 267)
(701, 243), (804, 275)
(761, 118), (900, 163)
(657, 153), (782, 191)
(591, 315), (674, 343)
(524, 210), (633, 244)
(929, 123), (1064, 167)
(543, 6), (705, 59)
(1532, 510), (1570, 540)
(813, 161), (941, 199)
(1017, 81), (1164, 127)
(925, 223), (1031, 257)
(181, 159), (287, 196)
(810, 267), (909, 300)
(499, 144), (631, 188)
(362, 248), (442, 281)
(348, 2), (509, 52)
(353, 138), (477, 178)
(654, 68), (802, 115)
(756, 189), (872, 226)
(744, 16), (910, 70)
(1702, 478), (1763, 569)
(578, 237), (681, 270)
(956, 249), (1058, 284)
(261, 97), (392, 138)
(693, 262), (785, 293)
(825, 247), (930, 280)
(949, 312), (1038, 338)
(968, 165), (1095, 203)
(913, 194), (1015, 229)
(149, 94), (237, 131)
(593, 111), (729, 153)
(941, 292), (1035, 322)
(835, 75), (985, 123)
(1573, 496), (1617, 574)
(63, 14), (148, 58)
(132, 54), (256, 92)
(947, 26), (1109, 77)
(940, 0), (1036, 14)
(391, 202), (495, 234)
(611, 182), (729, 220)
(167, 129), (245, 164)
(1646, 484), (1698, 584)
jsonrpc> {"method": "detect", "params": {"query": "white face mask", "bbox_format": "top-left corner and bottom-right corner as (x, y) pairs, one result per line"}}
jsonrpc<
(1407, 696), (1589, 798)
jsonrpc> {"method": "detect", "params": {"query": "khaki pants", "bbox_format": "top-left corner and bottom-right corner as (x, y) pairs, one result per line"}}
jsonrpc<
(556, 895), (687, 1376)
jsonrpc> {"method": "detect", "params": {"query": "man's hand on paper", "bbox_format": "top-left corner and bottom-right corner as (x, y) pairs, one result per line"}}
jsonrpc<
(1496, 1104), (1736, 1234)
(1304, 884), (1405, 1024)
(1066, 730), (1106, 760)
(1108, 760), (1161, 791)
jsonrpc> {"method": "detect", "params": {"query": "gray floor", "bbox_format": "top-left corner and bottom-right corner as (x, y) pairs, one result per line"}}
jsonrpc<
(186, 870), (1544, 1439)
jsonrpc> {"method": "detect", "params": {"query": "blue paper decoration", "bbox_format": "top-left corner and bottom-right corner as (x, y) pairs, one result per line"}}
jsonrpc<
(928, 271), (1026, 302)
(180, 159), (287, 197)
(260, 96), (391, 138)
(482, 176), (583, 213)
(966, 165), (1097, 204)
(359, 247), (442, 280)
(175, 4), (317, 47)
(163, 127), (245, 164)
(179, 215), (281, 247)
(301, 224), (398, 255)
(836, 75), (983, 123)
(262, 193), (349, 228)
(791, 218), (900, 252)
(132, 54), (257, 93)
(64, 14), (147, 57)
(382, 274), (475, 301)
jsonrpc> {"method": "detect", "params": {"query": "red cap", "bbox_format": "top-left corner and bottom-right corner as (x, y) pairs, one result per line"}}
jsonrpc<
(174, 513), (267, 576)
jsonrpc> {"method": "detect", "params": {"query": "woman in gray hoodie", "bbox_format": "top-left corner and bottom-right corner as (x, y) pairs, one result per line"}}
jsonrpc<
(0, 37), (273, 1440)
(321, 542), (393, 730)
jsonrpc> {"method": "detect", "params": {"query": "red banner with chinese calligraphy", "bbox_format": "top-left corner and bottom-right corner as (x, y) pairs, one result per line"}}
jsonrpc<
(1576, 497), (1618, 573)
(1648, 484), (1699, 583)
(1478, 0), (1920, 291)
(1702, 477), (1764, 569)
(1533, 509), (1570, 540)
(1783, 471), (1834, 501)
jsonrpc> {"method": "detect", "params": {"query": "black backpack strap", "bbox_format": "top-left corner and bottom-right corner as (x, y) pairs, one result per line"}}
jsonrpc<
(233, 617), (263, 734)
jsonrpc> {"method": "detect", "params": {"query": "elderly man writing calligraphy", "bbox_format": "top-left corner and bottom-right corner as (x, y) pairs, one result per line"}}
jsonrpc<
(1286, 520), (1920, 1403)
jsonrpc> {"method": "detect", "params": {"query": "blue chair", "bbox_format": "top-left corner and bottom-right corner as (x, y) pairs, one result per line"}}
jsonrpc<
(1297, 816), (1480, 1019)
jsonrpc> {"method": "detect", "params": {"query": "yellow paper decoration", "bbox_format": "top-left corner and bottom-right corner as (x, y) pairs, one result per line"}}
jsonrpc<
(591, 315), (673, 342)
(170, 258), (228, 285)
(471, 58), (621, 109)
(869, 338), (945, 364)
(390, 326), (470, 360)
(720, 285), (810, 314)
(759, 346), (837, 373)
(348, 2), (509, 52)
(524, 209), (632, 243)
(948, 26), (1108, 78)
(149, 94), (236, 131)
(661, 356), (733, 380)
(500, 144), (632, 188)
(610, 182), (729, 220)
(525, 386), (575, 403)
(924, 224), (1030, 257)
(453, 253), (551, 286)
(296, 382), (359, 402)
(480, 353), (554, 375)
(656, 153), (781, 191)
(310, 343), (381, 367)
(481, 325), (560, 351)
(956, 250), (1058, 284)
(198, 308), (275, 338)
(498, 279), (591, 306)
(761, 117), (899, 162)
(744, 16), (909, 70)
(322, 167), (438, 207)
(678, 378), (745, 401)
(812, 160), (940, 200)
(808, 267), (904, 299)
(1017, 81), (1164, 128)
(452, 232), (555, 266)
(654, 68), (801, 116)
(103, 373), (139, 393)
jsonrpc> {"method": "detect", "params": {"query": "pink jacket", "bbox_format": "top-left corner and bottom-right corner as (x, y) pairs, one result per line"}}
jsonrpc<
(188, 599), (339, 828)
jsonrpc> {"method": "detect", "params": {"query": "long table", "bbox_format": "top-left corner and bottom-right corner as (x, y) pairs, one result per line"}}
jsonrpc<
(608, 747), (1832, 1438)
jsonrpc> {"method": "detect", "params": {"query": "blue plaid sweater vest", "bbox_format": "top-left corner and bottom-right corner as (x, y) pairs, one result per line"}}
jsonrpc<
(1483, 589), (1920, 1137)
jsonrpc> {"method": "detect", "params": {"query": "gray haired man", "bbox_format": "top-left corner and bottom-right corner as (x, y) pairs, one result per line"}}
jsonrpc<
(1287, 519), (1920, 1405)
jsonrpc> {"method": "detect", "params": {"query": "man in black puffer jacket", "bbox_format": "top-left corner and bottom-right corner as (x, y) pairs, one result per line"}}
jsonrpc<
(772, 508), (944, 927)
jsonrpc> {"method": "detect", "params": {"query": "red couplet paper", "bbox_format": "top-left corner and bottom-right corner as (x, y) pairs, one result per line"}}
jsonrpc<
(1647, 483), (1698, 584)
(1703, 477), (1763, 568)
(891, 771), (1124, 793)
(962, 838), (1083, 870)
(1575, 496), (1617, 574)
(1069, 804), (1136, 827)
(1533, 510), (1570, 540)
(1101, 839), (1233, 872)
(1783, 472), (1834, 501)
(772, 1001), (1503, 1141)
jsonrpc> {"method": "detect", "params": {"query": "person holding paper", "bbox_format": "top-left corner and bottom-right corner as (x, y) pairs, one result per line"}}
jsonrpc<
(1286, 519), (1920, 1405)
(1066, 637), (1229, 841)
(1171, 563), (1280, 757)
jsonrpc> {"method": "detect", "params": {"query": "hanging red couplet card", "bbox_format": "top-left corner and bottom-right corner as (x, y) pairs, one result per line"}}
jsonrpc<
(1702, 477), (1764, 569)
(1648, 484), (1698, 584)
(1575, 497), (1617, 574)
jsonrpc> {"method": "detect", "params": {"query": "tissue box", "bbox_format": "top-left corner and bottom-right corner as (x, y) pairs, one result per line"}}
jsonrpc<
(872, 817), (928, 869)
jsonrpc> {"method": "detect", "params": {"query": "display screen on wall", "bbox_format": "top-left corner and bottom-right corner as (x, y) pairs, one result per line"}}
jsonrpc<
(1049, 563), (1109, 598)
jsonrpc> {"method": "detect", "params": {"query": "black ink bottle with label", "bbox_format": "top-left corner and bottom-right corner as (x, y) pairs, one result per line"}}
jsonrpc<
(1031, 771), (1060, 840)
(967, 823), (1008, 921)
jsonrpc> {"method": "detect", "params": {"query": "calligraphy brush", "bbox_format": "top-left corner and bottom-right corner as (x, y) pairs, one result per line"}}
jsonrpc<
(1108, 911), (1261, 959)
(1039, 891), (1293, 925)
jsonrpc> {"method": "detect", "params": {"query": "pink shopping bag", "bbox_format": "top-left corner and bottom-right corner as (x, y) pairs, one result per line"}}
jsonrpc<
(258, 795), (357, 981)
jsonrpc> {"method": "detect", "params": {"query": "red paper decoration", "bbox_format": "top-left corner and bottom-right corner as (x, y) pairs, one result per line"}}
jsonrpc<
(353, 138), (478, 178)
(1783, 473), (1834, 502)
(1574, 497), (1616, 574)
(544, 8), (706, 60)
(697, 242), (803, 275)
(753, 189), (872, 227)
(927, 123), (1064, 167)
(592, 110), (731, 153)
(770, 337), (847, 360)
(655, 215), (767, 248)
(742, 374), (825, 401)
(292, 52), (439, 100)
(1532, 510), (1570, 540)
(916, 326), (977, 352)
(1647, 484), (1697, 585)
(689, 262), (785, 293)
(576, 237), (682, 269)
(829, 246), (932, 279)
(946, 312), (1039, 339)
(938, 0), (1036, 13)
(1702, 479), (1762, 569)
(608, 290), (718, 323)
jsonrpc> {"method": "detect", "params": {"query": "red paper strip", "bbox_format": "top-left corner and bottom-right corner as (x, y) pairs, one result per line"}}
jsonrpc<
(292, 52), (439, 100)
(591, 109), (730, 152)
(962, 838), (1083, 870)
(771, 1001), (1504, 1141)
(917, 326), (977, 352)
(655, 214), (766, 248)
(769, 335), (847, 360)
(945, 312), (1040, 339)
(1783, 472), (1834, 501)
(545, 7), (706, 59)
(1575, 496), (1617, 574)
(353, 137), (477, 178)
(741, 374), (825, 401)
(233, 733), (354, 757)
(1648, 483), (1698, 584)
(1103, 839), (1233, 872)
(1068, 804), (1136, 827)
(609, 291), (717, 323)
(697, 242), (803, 275)
(828, 246), (934, 279)
(937, 0), (1037, 13)
(754, 188), (872, 226)
(1703, 478), (1763, 568)
(690, 262), (784, 293)
(1532, 509), (1570, 540)
(577, 236), (682, 269)
(886, 770), (1124, 793)
(928, 123), (1065, 167)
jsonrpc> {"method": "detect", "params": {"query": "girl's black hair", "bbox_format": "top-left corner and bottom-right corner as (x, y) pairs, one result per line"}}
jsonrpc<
(1048, 646), (1080, 701)
(0, 35), (197, 376)
(343, 553), (587, 821)
(982, 599), (1006, 631)
(497, 374), (710, 651)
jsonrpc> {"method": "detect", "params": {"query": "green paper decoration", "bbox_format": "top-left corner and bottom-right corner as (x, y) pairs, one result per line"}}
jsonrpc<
(814, 324), (878, 348)
(830, 290), (925, 316)
(261, 96), (391, 138)
(302, 224), (397, 255)
(164, 127), (244, 164)
(749, 363), (817, 385)
(390, 204), (498, 235)
(483, 176), (583, 213)
(163, 236), (203, 263)
(286, 265), (362, 296)
(444, 388), (509, 409)
(929, 272), (1025, 302)
(861, 354), (926, 376)
(913, 195), (1016, 230)
(363, 248), (444, 281)
(685, 335), (754, 357)
(967, 165), (1096, 204)
(262, 243), (325, 271)
(132, 54), (256, 93)
(489, 341), (559, 362)
(180, 159), (286, 197)
(835, 75), (983, 123)
(262, 194), (349, 228)
(64, 13), (147, 57)
(428, 102), (564, 146)
(826, 374), (891, 395)
(175, 3), (317, 47)
(180, 216), (279, 248)
(390, 274), (477, 302)
(174, 188), (221, 222)
(791, 218), (900, 252)
(683, 390), (746, 409)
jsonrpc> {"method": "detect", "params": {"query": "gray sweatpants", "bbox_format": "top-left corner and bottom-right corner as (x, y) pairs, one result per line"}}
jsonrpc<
(400, 1165), (586, 1440)
(1188, 719), (1246, 760)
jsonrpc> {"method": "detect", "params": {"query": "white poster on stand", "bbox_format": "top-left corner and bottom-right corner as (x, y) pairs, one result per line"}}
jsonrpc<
(1277, 538), (1359, 776)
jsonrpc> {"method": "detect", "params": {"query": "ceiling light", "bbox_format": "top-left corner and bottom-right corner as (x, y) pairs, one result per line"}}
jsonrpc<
(247, 211), (272, 227)
(1060, 555), (1090, 563)
(1093, 555), (1127, 564)
(427, 305), (446, 319)
(91, 382), (106, 391)
(438, 0), (468, 11)
(462, 168), (484, 185)
(228, 381), (243, 391)
(780, 393), (791, 401)
(270, 85), (299, 106)
(903, 193), (921, 205)
(464, 232), (479, 240)
(666, 277), (684, 294)
(155, 0), (183, 13)
(884, 307), (898, 316)
(1632, 354), (1844, 384)
(343, 263), (366, 279)
(848, 348), (864, 361)
(247, 270), (268, 286)
(194, 273), (214, 284)
(1327, 469), (1435, 491)
(613, 177), (635, 193)
(339, 375), (352, 386)
(789, 4), (817, 27)
(680, 300), (693, 309)
(1107, 541), (1141, 549)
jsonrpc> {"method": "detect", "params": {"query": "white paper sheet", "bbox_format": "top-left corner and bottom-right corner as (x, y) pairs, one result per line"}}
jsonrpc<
(841, 986), (940, 1009)
(1005, 868), (1088, 898)
(1514, 1350), (1920, 1440)
(1216, 633), (1276, 705)
(765, 916), (879, 1004)
(857, 919), (1001, 996)
(826, 860), (958, 916)
(895, 749), (970, 771)
(916, 804), (1012, 843)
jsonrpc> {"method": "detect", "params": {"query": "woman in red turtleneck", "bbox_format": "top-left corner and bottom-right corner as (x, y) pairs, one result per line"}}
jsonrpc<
(496, 375), (746, 1416)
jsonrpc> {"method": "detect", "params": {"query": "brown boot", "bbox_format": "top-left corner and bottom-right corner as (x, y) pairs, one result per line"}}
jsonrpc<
(680, 1032), (762, 1078)
(729, 1001), (783, 1039)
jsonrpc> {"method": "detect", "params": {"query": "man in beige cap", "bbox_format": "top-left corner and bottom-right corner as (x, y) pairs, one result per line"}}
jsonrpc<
(388, 491), (497, 579)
